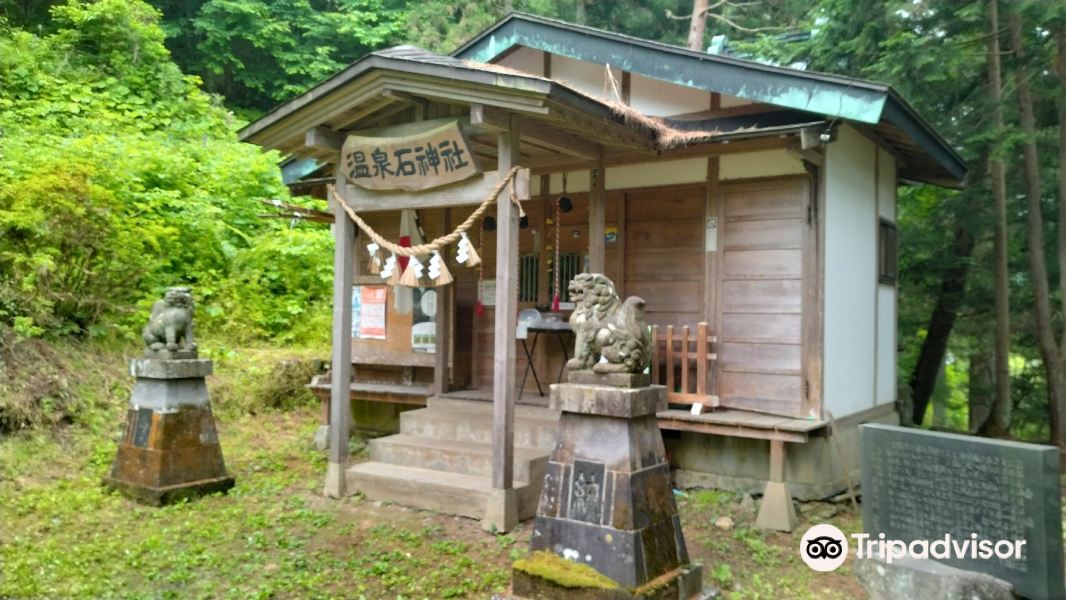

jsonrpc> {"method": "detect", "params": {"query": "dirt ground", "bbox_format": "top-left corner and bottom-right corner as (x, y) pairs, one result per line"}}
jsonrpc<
(1, 406), (866, 599)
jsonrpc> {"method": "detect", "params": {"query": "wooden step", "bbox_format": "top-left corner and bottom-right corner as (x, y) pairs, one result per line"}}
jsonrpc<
(400, 406), (559, 450)
(347, 462), (541, 520)
(368, 434), (548, 483)
(428, 396), (561, 420)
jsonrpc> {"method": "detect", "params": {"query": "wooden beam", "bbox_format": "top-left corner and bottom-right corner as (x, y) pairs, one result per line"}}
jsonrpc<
(786, 140), (824, 168)
(472, 105), (599, 159)
(305, 126), (343, 152)
(621, 71), (631, 105)
(324, 157), (355, 499)
(486, 115), (521, 532)
(527, 135), (792, 173)
(342, 168), (530, 212)
(588, 148), (606, 272)
(656, 418), (809, 443)
(434, 209), (453, 396)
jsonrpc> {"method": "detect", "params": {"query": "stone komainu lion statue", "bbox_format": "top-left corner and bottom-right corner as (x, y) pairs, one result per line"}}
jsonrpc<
(566, 273), (651, 374)
(143, 287), (197, 352)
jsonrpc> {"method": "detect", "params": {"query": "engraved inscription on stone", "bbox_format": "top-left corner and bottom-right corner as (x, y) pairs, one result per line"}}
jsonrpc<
(568, 460), (606, 524)
(861, 423), (1064, 600)
(132, 407), (153, 448)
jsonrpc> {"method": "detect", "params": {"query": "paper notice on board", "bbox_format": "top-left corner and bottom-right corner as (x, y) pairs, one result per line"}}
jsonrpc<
(359, 286), (387, 339)
(411, 288), (437, 353)
(478, 279), (497, 307)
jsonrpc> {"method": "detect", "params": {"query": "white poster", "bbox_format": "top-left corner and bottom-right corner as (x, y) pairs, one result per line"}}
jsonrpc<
(411, 288), (437, 353)
(478, 279), (497, 307)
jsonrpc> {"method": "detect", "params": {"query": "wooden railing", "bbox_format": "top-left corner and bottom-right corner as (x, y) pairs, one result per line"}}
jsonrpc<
(651, 322), (719, 412)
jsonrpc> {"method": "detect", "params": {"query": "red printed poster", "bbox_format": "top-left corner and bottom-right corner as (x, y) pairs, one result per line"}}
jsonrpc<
(359, 286), (387, 340)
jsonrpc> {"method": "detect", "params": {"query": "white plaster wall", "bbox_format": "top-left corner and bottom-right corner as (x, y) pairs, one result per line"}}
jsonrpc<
(823, 124), (878, 418)
(605, 158), (705, 190)
(536, 151), (805, 195)
(629, 73), (711, 116)
(875, 147), (898, 405)
(547, 170), (592, 194)
(497, 46), (545, 76)
(720, 149), (806, 180)
(551, 54), (608, 101)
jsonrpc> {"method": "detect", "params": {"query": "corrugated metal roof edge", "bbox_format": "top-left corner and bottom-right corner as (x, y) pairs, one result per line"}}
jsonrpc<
(454, 12), (967, 184)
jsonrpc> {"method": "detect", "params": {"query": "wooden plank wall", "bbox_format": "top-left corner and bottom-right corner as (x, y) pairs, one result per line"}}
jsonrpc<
(473, 192), (621, 391)
(715, 178), (809, 417)
(623, 185), (706, 328)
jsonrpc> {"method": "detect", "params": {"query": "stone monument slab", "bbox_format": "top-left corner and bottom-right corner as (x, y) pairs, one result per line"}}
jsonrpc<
(860, 423), (1064, 600)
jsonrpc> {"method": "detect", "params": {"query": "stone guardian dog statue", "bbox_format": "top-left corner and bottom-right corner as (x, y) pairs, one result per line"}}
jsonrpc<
(565, 273), (651, 374)
(142, 286), (197, 353)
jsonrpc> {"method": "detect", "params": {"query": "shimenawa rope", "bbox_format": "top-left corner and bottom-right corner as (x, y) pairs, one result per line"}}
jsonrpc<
(328, 167), (524, 258)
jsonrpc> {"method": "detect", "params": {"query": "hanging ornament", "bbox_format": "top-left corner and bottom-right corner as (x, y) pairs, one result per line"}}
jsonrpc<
(399, 254), (425, 287)
(366, 242), (382, 275)
(456, 231), (481, 267)
(428, 251), (453, 286)
(380, 253), (397, 280)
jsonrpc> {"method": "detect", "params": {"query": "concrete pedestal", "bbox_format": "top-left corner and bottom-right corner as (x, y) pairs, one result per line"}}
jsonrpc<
(103, 357), (235, 505)
(524, 379), (704, 597)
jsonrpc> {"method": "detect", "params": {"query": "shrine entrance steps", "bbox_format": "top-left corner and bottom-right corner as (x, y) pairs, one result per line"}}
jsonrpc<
(347, 396), (560, 520)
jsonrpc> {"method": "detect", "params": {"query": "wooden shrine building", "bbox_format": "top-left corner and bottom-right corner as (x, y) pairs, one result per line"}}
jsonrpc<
(240, 13), (965, 532)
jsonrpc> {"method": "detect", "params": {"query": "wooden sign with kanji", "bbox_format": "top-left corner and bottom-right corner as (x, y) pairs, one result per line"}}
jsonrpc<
(341, 120), (481, 192)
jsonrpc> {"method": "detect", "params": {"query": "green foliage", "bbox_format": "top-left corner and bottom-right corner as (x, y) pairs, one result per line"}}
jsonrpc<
(0, 0), (333, 345)
(150, 0), (407, 114)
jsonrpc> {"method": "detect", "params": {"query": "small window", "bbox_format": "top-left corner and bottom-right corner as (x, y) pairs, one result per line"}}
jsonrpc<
(879, 219), (898, 285)
(548, 252), (583, 302)
(519, 254), (539, 302)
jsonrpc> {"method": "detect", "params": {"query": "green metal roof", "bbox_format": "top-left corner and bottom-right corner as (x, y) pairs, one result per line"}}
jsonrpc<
(454, 13), (966, 185)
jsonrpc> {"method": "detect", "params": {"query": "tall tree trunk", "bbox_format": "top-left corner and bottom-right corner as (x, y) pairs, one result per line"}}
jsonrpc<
(687, 0), (710, 51)
(984, 0), (1011, 437)
(909, 225), (976, 425)
(970, 348), (995, 433)
(575, 0), (588, 25)
(1008, 13), (1066, 446)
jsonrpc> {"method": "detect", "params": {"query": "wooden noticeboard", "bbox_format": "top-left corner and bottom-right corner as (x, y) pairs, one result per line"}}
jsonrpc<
(342, 120), (481, 192)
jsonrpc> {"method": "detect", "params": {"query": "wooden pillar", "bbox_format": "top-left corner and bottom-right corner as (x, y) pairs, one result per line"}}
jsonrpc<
(756, 439), (797, 531)
(434, 209), (453, 396)
(484, 115), (521, 532)
(324, 172), (355, 499)
(704, 157), (720, 325)
(588, 148), (606, 273)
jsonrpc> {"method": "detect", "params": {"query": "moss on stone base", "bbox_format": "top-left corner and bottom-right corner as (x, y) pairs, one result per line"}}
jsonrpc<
(513, 551), (620, 590)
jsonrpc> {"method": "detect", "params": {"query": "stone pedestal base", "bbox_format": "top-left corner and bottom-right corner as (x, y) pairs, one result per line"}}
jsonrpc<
(855, 557), (1015, 600)
(511, 563), (710, 600)
(104, 358), (234, 506)
(528, 382), (703, 591)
